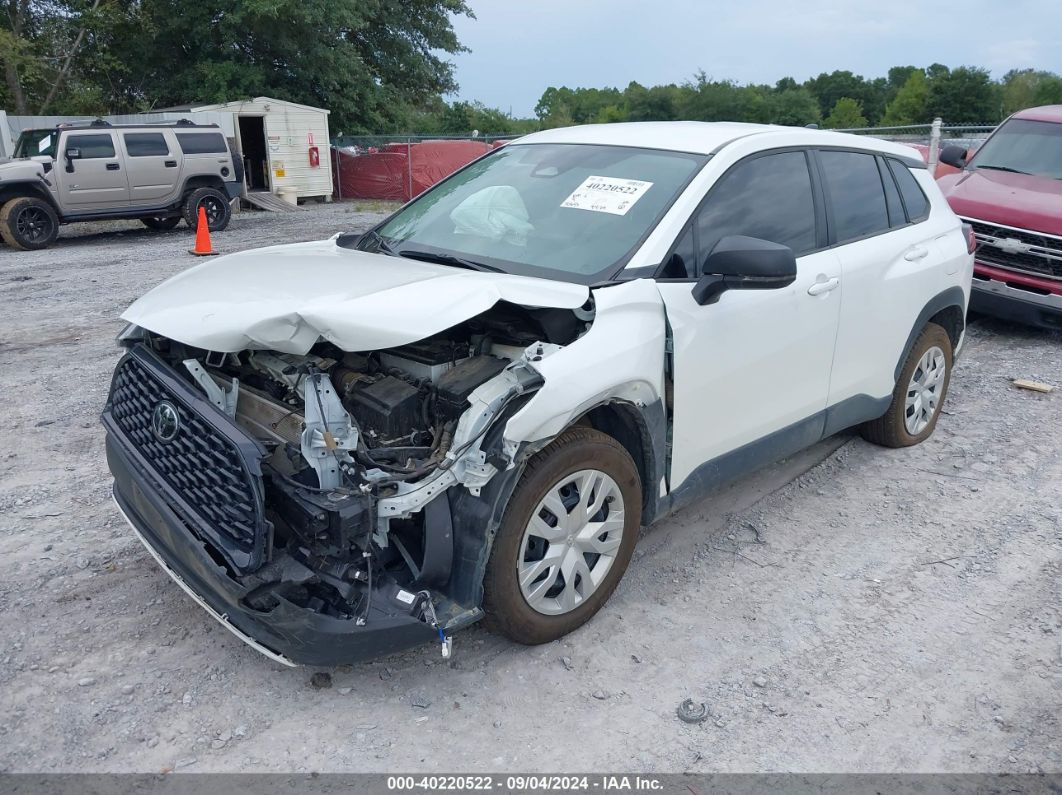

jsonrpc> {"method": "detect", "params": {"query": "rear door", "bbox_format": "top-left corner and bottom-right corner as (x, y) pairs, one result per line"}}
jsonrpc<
(818, 150), (958, 406)
(55, 131), (129, 210)
(121, 131), (182, 206)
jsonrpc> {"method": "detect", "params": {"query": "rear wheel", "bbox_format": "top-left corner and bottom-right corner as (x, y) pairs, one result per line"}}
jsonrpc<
(141, 216), (181, 231)
(860, 322), (953, 447)
(182, 187), (231, 232)
(483, 427), (642, 645)
(0, 197), (59, 251)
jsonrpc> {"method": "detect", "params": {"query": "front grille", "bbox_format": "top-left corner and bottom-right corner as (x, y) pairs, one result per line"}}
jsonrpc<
(964, 218), (1062, 281)
(108, 349), (266, 571)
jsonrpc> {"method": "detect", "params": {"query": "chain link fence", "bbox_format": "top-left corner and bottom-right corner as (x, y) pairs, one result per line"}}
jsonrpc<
(836, 122), (996, 150)
(331, 133), (517, 150)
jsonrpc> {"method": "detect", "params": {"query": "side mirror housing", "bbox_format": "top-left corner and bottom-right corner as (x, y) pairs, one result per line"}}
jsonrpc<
(938, 144), (967, 169)
(64, 147), (80, 173)
(692, 235), (797, 306)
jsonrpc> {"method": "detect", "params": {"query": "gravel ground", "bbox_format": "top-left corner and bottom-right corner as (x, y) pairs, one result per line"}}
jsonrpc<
(0, 203), (1059, 774)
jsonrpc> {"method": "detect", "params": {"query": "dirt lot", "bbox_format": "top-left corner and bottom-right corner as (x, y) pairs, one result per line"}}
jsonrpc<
(0, 203), (1059, 774)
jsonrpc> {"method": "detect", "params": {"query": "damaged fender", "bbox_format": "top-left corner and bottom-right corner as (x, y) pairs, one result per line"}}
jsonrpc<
(504, 278), (668, 451)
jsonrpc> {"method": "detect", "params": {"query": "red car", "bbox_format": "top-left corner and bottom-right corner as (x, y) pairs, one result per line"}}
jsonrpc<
(934, 106), (1062, 331)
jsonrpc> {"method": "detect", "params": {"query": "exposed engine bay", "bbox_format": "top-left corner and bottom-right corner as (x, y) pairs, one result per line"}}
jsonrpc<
(115, 300), (593, 661)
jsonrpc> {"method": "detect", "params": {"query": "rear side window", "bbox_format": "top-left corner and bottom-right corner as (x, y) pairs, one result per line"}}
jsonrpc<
(819, 150), (889, 242)
(176, 132), (227, 154)
(66, 133), (115, 159)
(124, 132), (169, 157)
(696, 151), (818, 259)
(888, 159), (930, 221)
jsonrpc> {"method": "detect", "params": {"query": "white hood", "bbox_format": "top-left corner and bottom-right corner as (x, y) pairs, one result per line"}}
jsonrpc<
(122, 238), (590, 354)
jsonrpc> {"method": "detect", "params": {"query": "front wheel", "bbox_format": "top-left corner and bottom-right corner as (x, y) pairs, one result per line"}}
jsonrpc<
(860, 322), (953, 447)
(0, 197), (59, 251)
(483, 427), (642, 645)
(182, 187), (231, 232)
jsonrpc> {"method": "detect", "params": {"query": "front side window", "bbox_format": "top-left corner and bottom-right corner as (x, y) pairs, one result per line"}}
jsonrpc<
(363, 143), (707, 284)
(124, 132), (169, 157)
(695, 151), (818, 259)
(969, 118), (1062, 179)
(65, 133), (116, 159)
(819, 150), (890, 242)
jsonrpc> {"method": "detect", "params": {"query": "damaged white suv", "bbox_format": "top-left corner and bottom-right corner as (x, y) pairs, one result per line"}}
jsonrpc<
(104, 122), (974, 666)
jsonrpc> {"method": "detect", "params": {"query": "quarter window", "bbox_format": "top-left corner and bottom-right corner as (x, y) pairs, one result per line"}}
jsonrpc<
(887, 159), (930, 221)
(819, 150), (890, 242)
(695, 151), (818, 260)
(66, 134), (115, 159)
(176, 132), (227, 154)
(878, 157), (906, 227)
(124, 132), (169, 157)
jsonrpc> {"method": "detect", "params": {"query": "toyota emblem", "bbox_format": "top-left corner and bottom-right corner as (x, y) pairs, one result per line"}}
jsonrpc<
(151, 401), (181, 443)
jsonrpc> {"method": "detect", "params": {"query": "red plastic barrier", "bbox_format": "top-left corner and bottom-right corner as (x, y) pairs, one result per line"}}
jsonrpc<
(332, 140), (494, 201)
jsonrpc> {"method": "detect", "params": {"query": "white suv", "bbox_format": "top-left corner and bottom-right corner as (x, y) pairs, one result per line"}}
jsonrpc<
(104, 122), (974, 666)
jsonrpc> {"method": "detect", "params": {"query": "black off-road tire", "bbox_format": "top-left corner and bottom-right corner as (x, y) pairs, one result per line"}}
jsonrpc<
(860, 322), (954, 448)
(483, 427), (642, 645)
(182, 187), (231, 232)
(141, 216), (181, 231)
(0, 197), (59, 251)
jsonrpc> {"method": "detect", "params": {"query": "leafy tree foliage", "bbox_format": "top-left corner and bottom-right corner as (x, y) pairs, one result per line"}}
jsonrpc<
(881, 70), (929, 126)
(2, 0), (473, 132)
(925, 66), (999, 123)
(824, 97), (868, 129)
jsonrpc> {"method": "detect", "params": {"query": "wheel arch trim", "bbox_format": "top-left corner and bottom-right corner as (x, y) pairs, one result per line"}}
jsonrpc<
(893, 286), (967, 382)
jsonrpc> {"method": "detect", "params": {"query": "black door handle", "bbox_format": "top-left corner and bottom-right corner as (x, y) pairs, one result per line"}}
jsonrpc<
(106, 163), (120, 171)
(164, 160), (177, 168)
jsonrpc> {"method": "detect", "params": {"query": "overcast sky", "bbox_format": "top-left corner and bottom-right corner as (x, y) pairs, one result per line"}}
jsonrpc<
(446, 0), (1062, 117)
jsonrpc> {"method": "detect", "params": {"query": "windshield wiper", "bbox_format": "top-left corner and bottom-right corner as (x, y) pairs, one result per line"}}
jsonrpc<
(976, 164), (1032, 175)
(395, 248), (503, 273)
(362, 229), (396, 255)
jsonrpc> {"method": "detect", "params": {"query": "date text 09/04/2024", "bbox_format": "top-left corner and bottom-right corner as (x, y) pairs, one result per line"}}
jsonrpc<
(386, 775), (664, 791)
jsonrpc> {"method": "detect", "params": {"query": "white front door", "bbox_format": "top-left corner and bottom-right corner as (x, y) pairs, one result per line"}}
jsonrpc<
(656, 149), (843, 490)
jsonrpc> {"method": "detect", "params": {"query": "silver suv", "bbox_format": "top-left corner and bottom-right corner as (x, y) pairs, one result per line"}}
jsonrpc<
(0, 120), (242, 250)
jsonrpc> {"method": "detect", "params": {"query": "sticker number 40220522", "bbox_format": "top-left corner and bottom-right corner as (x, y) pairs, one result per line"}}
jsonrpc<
(561, 175), (654, 216)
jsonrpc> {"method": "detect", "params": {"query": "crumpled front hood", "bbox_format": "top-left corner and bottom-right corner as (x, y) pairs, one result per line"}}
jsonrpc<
(122, 238), (590, 354)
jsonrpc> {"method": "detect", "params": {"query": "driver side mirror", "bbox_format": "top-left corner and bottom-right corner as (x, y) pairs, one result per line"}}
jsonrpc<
(692, 235), (797, 306)
(64, 147), (80, 173)
(938, 145), (967, 169)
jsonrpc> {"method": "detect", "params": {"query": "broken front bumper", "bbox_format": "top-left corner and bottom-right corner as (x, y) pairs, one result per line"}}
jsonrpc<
(102, 345), (439, 667)
(107, 435), (438, 666)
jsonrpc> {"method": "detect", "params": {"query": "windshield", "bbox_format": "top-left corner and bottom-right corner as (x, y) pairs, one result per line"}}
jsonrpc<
(361, 143), (707, 283)
(13, 129), (58, 159)
(969, 118), (1062, 179)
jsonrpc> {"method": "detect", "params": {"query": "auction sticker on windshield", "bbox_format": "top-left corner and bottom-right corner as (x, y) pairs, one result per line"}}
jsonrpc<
(561, 175), (653, 215)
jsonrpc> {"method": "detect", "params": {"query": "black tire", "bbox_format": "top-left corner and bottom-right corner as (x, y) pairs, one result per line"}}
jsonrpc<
(0, 197), (59, 251)
(483, 427), (642, 645)
(141, 216), (181, 231)
(860, 322), (953, 448)
(182, 187), (231, 232)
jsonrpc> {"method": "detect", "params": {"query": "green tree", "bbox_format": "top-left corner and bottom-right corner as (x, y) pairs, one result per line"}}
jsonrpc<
(765, 88), (821, 127)
(887, 65), (921, 92)
(1035, 74), (1062, 106)
(1001, 69), (1062, 114)
(926, 65), (1000, 123)
(82, 0), (473, 133)
(823, 97), (868, 129)
(881, 70), (929, 125)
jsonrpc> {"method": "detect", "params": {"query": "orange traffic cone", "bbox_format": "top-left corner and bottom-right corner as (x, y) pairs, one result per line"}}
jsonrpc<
(189, 206), (219, 256)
